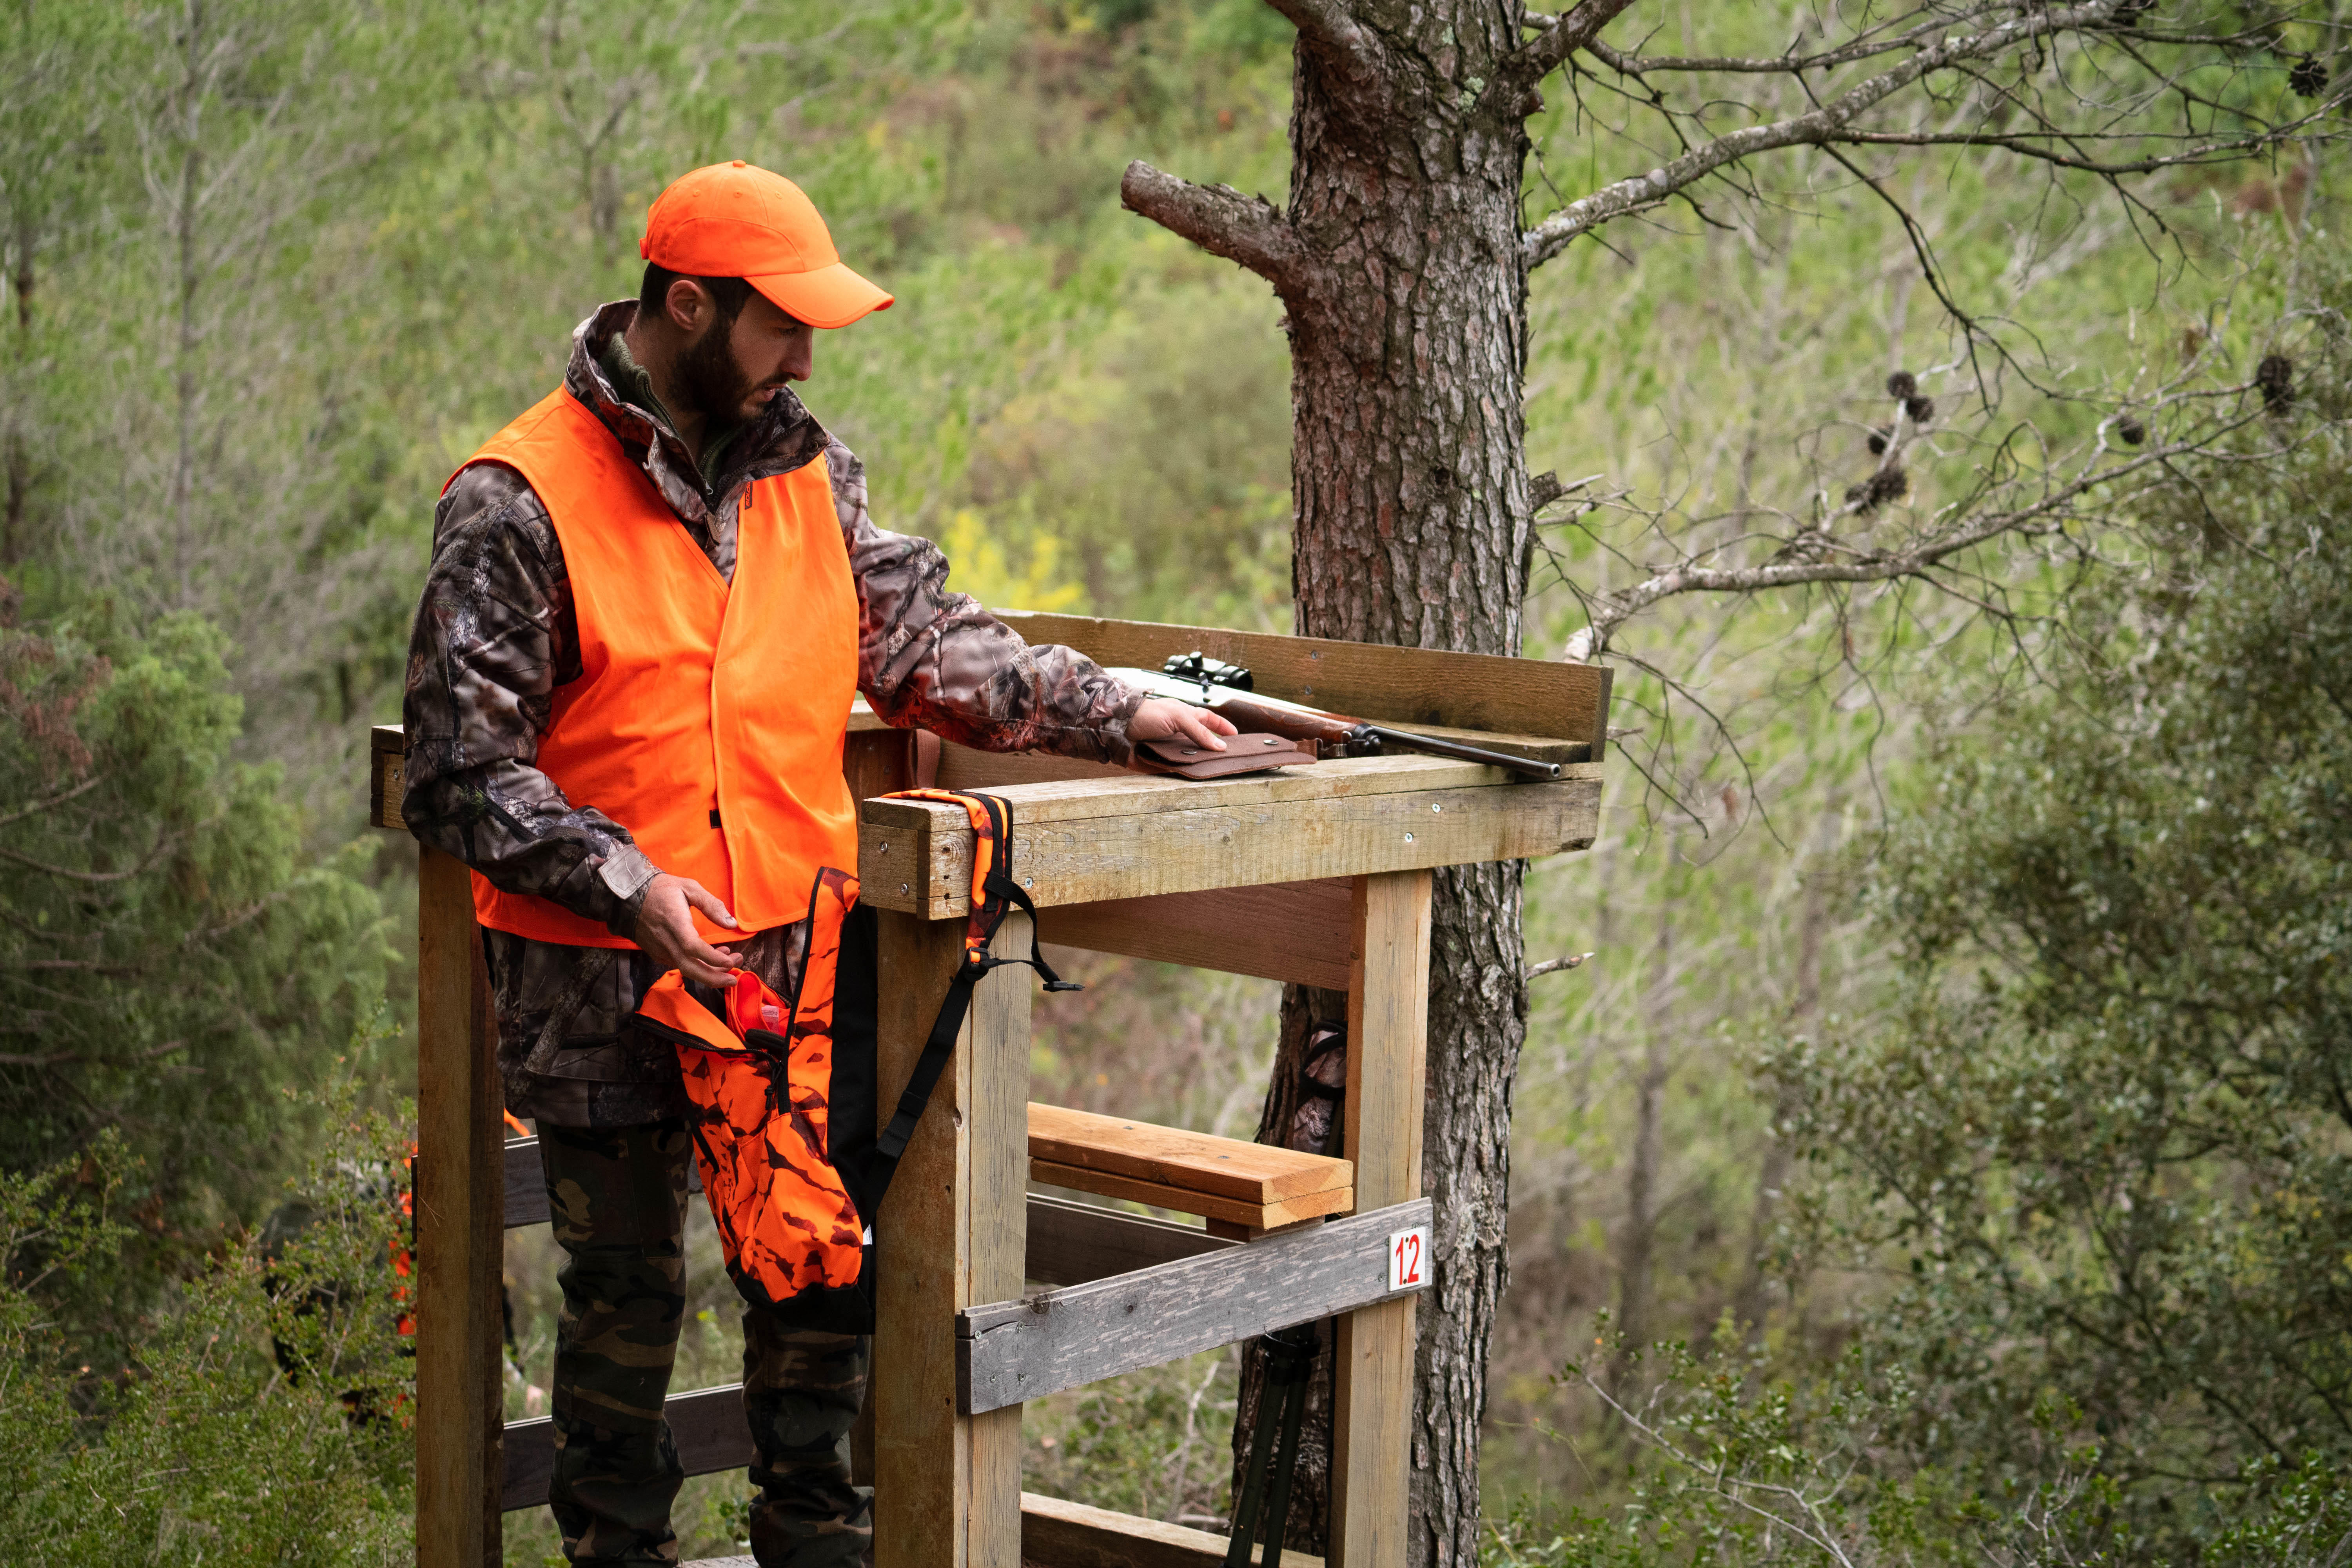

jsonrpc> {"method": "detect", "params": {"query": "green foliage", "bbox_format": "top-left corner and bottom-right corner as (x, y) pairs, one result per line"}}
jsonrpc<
(0, 607), (388, 1327)
(1024, 1348), (1238, 1528)
(1759, 261), (2352, 1547)
(0, 1089), (415, 1566)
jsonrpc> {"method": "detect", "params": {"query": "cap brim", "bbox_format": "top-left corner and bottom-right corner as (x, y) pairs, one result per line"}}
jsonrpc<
(747, 262), (894, 330)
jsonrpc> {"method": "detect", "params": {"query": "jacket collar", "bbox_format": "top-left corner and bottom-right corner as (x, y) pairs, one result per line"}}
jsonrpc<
(563, 301), (829, 525)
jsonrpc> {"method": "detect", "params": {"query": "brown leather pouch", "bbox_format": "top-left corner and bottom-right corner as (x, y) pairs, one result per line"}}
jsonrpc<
(1132, 733), (1317, 779)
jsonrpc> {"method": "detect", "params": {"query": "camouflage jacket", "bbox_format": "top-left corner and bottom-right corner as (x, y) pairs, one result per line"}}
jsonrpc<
(403, 301), (1140, 1127)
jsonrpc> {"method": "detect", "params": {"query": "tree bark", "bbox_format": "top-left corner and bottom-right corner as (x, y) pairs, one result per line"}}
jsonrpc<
(1129, 3), (1546, 1560)
(1279, 16), (1539, 1558)
(1232, 984), (1347, 1555)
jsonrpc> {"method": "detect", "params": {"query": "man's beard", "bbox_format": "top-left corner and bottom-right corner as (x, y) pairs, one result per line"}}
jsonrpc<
(672, 317), (756, 426)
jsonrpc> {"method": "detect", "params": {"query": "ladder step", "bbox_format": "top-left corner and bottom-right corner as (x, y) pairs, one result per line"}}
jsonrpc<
(1027, 1103), (1350, 1229)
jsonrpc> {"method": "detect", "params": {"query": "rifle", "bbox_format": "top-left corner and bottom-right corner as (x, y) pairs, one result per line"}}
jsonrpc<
(1113, 653), (1564, 781)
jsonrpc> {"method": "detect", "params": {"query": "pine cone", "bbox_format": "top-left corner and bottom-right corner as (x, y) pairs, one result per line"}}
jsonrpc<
(1904, 395), (1936, 424)
(2257, 354), (2295, 412)
(1847, 465), (1909, 515)
(1886, 370), (1917, 399)
(2116, 415), (2146, 446)
(2289, 54), (2328, 98)
(1867, 426), (1891, 456)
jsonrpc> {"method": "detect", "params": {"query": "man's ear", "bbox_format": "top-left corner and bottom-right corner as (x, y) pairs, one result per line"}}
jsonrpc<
(662, 277), (710, 333)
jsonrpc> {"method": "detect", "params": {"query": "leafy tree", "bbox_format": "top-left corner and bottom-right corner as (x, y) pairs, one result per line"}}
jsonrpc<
(0, 606), (387, 1328)
(1122, 0), (2347, 1550)
(1769, 265), (2352, 1546)
(0, 1096), (416, 1567)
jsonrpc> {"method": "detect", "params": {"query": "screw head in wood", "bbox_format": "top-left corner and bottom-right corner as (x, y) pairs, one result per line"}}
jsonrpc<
(1404, 831), (1415, 843)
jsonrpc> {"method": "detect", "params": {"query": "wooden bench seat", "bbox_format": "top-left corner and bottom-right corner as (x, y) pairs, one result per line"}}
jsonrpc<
(1027, 1102), (1352, 1233)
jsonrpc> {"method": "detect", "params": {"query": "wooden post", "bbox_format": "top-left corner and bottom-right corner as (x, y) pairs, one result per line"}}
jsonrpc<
(872, 910), (1033, 1567)
(414, 845), (505, 1568)
(1329, 870), (1433, 1568)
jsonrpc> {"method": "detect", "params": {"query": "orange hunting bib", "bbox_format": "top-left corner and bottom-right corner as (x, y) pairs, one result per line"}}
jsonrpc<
(450, 388), (859, 947)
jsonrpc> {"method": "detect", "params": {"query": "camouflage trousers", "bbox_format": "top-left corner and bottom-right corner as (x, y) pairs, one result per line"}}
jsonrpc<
(540, 1120), (872, 1567)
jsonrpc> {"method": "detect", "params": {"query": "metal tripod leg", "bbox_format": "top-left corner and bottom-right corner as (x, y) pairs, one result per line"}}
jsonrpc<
(1224, 1324), (1319, 1568)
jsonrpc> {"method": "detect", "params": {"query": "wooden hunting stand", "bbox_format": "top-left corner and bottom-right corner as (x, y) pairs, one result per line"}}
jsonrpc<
(374, 612), (1607, 1568)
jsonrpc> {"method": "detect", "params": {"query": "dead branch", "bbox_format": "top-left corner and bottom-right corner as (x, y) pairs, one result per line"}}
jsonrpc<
(1526, 2), (2144, 270)
(1521, 2), (2345, 272)
(1120, 162), (1303, 292)
(1527, 953), (1596, 980)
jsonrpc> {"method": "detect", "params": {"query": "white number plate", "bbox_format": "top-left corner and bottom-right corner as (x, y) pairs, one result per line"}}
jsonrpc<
(1387, 1225), (1430, 1292)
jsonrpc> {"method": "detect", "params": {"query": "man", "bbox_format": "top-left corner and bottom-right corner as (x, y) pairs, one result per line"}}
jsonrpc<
(402, 161), (1231, 1567)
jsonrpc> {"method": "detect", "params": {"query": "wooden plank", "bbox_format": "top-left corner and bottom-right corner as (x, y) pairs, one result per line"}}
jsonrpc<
(869, 750), (1597, 833)
(843, 726), (916, 807)
(958, 1198), (1432, 1415)
(871, 911), (1032, 1568)
(1022, 1491), (1322, 1568)
(1028, 1103), (1351, 1206)
(860, 763), (1602, 918)
(503, 1136), (700, 1230)
(415, 846), (504, 1568)
(502, 1383), (753, 1512)
(967, 913), (1031, 1568)
(371, 725), (405, 830)
(995, 610), (1611, 753)
(504, 1138), (547, 1229)
(1030, 1162), (1354, 1230)
(1035, 879), (1352, 991)
(370, 704), (907, 831)
(1025, 1193), (1236, 1287)
(936, 739), (1131, 791)
(1329, 873), (1432, 1568)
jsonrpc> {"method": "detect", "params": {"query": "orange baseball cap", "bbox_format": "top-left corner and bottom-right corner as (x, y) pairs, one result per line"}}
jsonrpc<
(639, 161), (893, 330)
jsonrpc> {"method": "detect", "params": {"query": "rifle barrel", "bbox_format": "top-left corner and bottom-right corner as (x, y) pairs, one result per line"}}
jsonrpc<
(1112, 668), (1564, 780)
(1357, 725), (1563, 780)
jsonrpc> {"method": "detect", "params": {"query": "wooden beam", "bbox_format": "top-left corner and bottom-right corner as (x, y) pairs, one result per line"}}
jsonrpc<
(860, 760), (1601, 918)
(1029, 1163), (1353, 1230)
(414, 846), (504, 1568)
(872, 911), (1032, 1568)
(1035, 879), (1352, 990)
(1330, 873), (1432, 1568)
(1024, 1194), (1235, 1287)
(1021, 1492), (1322, 1568)
(502, 1136), (701, 1230)
(994, 610), (1612, 754)
(958, 1198), (1434, 1415)
(504, 1383), (753, 1512)
(370, 725), (405, 830)
(368, 704), (906, 830)
(1028, 1103), (1350, 1206)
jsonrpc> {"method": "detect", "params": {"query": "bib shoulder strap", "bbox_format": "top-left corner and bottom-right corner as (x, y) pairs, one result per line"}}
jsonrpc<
(869, 789), (1078, 1183)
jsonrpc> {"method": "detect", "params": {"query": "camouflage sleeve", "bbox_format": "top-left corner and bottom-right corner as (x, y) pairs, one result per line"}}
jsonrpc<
(400, 463), (661, 938)
(828, 440), (1143, 764)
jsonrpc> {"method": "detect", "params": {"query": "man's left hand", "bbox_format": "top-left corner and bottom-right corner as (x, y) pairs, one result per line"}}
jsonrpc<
(1129, 698), (1238, 752)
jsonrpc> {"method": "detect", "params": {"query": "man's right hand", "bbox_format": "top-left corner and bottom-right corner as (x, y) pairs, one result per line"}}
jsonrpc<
(632, 873), (746, 985)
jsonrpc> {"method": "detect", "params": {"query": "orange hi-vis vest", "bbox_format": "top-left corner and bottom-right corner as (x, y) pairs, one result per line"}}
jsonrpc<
(453, 388), (860, 947)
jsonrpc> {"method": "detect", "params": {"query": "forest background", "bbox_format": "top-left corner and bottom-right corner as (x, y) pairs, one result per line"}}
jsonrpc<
(1, 1), (2348, 1564)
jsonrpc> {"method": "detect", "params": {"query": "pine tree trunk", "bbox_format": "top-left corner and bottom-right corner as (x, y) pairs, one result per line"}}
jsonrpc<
(1126, 4), (1548, 1560)
(1281, 22), (1537, 1568)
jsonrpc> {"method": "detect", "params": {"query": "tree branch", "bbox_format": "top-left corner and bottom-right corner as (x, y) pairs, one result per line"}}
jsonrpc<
(1121, 162), (1303, 291)
(1258, 0), (1385, 85)
(1577, 423), (2252, 646)
(1523, 2), (2130, 270)
(0, 773), (101, 830)
(1499, 0), (1638, 96)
